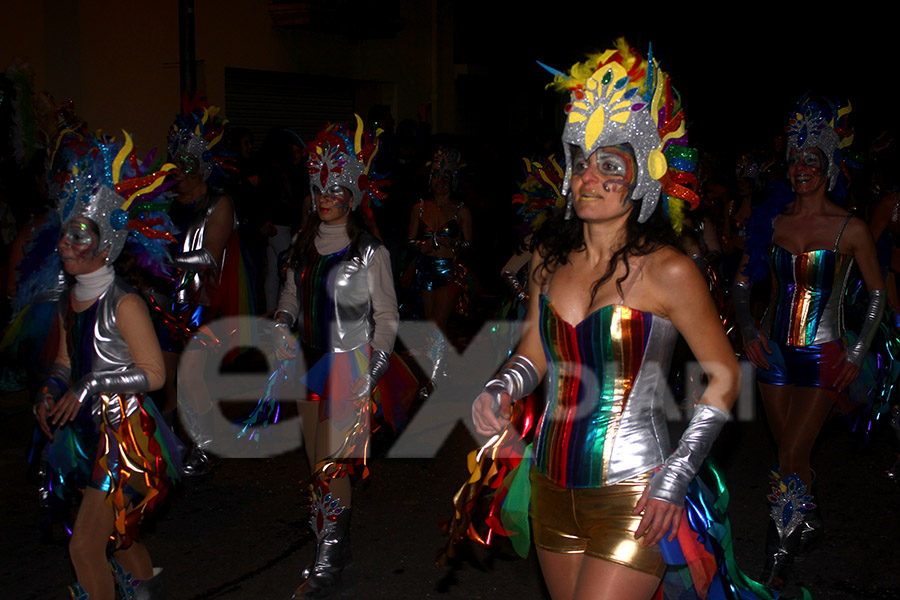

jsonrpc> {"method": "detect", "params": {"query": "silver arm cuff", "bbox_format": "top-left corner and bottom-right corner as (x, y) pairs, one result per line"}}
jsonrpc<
(273, 310), (295, 329)
(501, 270), (529, 303)
(69, 369), (151, 405)
(648, 404), (730, 506)
(846, 289), (886, 366)
(170, 248), (218, 271)
(355, 349), (391, 400)
(480, 354), (540, 412)
(732, 280), (760, 345)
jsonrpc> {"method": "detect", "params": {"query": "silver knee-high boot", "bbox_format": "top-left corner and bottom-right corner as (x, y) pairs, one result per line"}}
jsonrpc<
(292, 483), (353, 599)
(110, 557), (167, 600)
(764, 471), (818, 589)
(180, 404), (216, 477)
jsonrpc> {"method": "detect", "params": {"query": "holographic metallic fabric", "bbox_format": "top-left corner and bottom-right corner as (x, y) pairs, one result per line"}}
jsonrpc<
(48, 279), (181, 548)
(533, 295), (677, 489)
(299, 246), (350, 351)
(763, 245), (853, 346)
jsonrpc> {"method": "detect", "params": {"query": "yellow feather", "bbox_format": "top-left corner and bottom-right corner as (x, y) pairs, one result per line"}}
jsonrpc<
(111, 131), (134, 185)
(354, 114), (364, 156)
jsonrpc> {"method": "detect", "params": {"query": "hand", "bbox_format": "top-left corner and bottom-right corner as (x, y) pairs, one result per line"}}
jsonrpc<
(34, 396), (55, 440)
(274, 327), (297, 361)
(472, 391), (511, 436)
(49, 390), (82, 427)
(633, 485), (682, 546)
(744, 333), (771, 369)
(832, 354), (861, 391)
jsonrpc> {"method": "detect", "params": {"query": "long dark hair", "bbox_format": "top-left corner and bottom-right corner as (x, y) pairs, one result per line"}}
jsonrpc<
(288, 208), (368, 269)
(533, 199), (682, 301)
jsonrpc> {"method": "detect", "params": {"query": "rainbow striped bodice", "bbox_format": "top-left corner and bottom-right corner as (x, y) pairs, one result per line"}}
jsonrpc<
(534, 295), (677, 489)
(762, 245), (853, 347)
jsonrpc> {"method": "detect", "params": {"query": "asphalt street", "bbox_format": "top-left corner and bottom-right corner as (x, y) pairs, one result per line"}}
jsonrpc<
(2, 369), (899, 599)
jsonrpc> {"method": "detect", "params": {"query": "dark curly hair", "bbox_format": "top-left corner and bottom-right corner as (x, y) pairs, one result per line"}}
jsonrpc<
(532, 199), (683, 302)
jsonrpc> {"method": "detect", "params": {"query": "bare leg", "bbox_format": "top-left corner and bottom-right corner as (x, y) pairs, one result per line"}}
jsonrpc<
(69, 487), (116, 600)
(420, 289), (437, 327)
(537, 549), (661, 600)
(537, 549), (581, 600)
(574, 556), (661, 600)
(777, 386), (836, 487)
(162, 351), (179, 414)
(429, 284), (459, 336)
(112, 539), (153, 581)
(297, 401), (352, 507)
(759, 382), (792, 448)
(179, 348), (212, 414)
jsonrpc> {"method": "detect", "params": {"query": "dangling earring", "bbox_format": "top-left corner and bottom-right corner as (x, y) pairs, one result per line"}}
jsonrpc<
(564, 191), (574, 220)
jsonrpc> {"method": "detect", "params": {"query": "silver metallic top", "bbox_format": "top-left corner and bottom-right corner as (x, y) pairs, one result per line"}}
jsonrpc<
(277, 225), (398, 353)
(173, 193), (237, 306)
(59, 278), (143, 425)
(603, 314), (680, 485)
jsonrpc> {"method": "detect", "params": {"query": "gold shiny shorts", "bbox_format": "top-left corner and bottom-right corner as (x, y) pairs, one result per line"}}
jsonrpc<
(529, 468), (665, 577)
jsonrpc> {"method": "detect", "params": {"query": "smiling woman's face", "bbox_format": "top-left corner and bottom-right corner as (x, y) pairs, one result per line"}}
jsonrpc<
(788, 147), (827, 195)
(569, 144), (637, 223)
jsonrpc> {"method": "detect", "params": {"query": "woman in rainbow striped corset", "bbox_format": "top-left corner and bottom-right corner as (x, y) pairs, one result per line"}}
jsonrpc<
(733, 96), (885, 589)
(472, 40), (745, 600)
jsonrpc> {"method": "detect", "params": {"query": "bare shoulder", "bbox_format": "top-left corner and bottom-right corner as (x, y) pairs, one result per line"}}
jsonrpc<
(209, 192), (235, 225)
(645, 246), (703, 287)
(641, 246), (710, 318)
(118, 293), (150, 317)
(213, 191), (234, 214)
(840, 214), (876, 252)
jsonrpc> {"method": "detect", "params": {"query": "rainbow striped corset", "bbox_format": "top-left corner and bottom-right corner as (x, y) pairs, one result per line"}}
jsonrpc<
(534, 295), (678, 489)
(762, 245), (853, 347)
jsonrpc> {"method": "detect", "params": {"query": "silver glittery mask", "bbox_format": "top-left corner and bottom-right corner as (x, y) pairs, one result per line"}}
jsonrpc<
(58, 171), (130, 263)
(560, 57), (670, 223)
(168, 129), (212, 182)
(308, 144), (365, 211)
(785, 99), (843, 192)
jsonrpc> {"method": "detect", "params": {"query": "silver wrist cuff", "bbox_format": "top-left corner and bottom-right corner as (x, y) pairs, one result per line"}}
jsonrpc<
(846, 289), (886, 366)
(480, 354), (540, 411)
(648, 404), (730, 506)
(70, 368), (151, 405)
(356, 350), (391, 400)
(367, 349), (391, 384)
(170, 248), (218, 271)
(732, 280), (760, 345)
(501, 270), (529, 303)
(273, 310), (295, 329)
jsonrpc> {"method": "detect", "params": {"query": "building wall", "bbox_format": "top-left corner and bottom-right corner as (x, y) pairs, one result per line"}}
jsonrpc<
(3, 0), (454, 157)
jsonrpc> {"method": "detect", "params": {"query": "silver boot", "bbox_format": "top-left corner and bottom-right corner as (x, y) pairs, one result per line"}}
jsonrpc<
(763, 471), (816, 589)
(110, 557), (167, 600)
(292, 483), (352, 599)
(180, 405), (217, 477)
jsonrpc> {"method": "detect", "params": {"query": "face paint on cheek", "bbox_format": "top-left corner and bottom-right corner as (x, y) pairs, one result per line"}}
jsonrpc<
(595, 146), (636, 198)
(316, 186), (351, 215)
